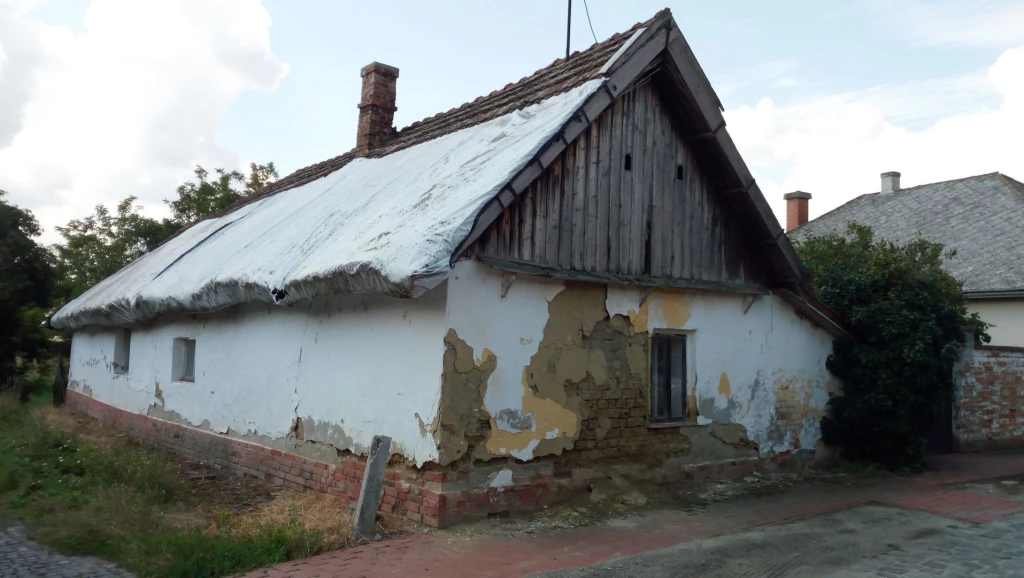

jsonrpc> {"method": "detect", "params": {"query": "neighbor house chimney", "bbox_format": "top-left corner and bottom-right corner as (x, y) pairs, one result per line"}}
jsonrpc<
(356, 62), (399, 155)
(783, 191), (812, 232)
(880, 171), (901, 194)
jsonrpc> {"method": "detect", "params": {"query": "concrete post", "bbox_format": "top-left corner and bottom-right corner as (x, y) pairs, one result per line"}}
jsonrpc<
(353, 435), (391, 540)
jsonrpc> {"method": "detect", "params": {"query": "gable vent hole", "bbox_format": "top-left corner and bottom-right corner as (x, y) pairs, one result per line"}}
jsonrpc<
(677, 165), (684, 180)
(624, 154), (632, 171)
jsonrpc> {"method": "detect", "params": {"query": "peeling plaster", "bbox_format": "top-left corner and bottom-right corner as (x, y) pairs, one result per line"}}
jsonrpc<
(67, 288), (447, 467)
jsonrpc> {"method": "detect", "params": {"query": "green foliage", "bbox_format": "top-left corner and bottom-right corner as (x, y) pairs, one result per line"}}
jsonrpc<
(165, 163), (277, 224)
(796, 223), (988, 468)
(0, 395), (331, 577)
(52, 162), (277, 302)
(0, 191), (54, 384)
(52, 197), (181, 302)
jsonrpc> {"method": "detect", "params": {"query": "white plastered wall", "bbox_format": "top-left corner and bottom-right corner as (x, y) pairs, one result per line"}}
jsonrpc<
(968, 299), (1024, 348)
(446, 260), (838, 459)
(68, 286), (447, 466)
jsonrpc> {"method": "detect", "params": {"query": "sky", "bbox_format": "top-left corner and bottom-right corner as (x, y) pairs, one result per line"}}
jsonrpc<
(1, 0), (1022, 244)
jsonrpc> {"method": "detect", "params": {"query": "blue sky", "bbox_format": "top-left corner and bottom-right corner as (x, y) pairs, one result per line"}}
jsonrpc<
(3, 0), (1022, 242)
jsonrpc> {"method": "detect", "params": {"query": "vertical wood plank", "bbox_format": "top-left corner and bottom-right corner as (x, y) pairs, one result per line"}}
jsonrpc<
(520, 188), (533, 262)
(692, 154), (704, 279)
(499, 207), (512, 258)
(572, 133), (588, 270)
(607, 97), (623, 273)
(584, 122), (600, 271)
(649, 94), (664, 277)
(595, 110), (612, 273)
(618, 90), (635, 274)
(559, 145), (575, 269)
(640, 86), (657, 275)
(533, 178), (546, 265)
(671, 136), (685, 278)
(658, 99), (673, 277)
(545, 157), (562, 266)
(680, 143), (692, 278)
(629, 87), (648, 275)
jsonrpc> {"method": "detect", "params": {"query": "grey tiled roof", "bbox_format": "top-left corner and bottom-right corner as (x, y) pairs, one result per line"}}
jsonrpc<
(789, 173), (1024, 293)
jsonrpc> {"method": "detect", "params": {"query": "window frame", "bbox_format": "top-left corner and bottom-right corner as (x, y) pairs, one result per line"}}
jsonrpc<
(648, 331), (690, 423)
(172, 338), (197, 383)
(113, 328), (131, 375)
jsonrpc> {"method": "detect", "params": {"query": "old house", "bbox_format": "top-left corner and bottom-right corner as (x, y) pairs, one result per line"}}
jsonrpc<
(788, 172), (1024, 451)
(52, 9), (846, 527)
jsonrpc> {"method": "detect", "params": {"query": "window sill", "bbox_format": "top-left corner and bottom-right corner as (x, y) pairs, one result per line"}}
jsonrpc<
(646, 420), (691, 429)
(174, 378), (195, 384)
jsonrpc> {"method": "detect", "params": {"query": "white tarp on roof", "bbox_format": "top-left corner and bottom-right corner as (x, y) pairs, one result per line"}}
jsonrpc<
(50, 79), (604, 330)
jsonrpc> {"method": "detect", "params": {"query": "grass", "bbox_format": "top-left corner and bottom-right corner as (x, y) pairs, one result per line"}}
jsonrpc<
(0, 394), (355, 577)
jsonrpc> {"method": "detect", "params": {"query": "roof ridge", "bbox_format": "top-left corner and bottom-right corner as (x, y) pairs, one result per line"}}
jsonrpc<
(790, 171), (1007, 234)
(155, 9), (671, 250)
(393, 10), (665, 138)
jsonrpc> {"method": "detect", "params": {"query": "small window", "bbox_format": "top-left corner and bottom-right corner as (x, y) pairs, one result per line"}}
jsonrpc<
(650, 334), (687, 421)
(624, 153), (632, 171)
(172, 338), (196, 382)
(113, 329), (131, 374)
(676, 165), (684, 180)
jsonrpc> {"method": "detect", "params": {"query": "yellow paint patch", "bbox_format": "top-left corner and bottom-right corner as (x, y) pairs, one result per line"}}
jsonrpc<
(718, 372), (731, 397)
(484, 386), (579, 457)
(476, 348), (496, 366)
(625, 290), (692, 333)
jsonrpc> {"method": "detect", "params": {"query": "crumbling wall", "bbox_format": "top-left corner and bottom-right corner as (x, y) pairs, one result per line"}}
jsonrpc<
(956, 344), (1024, 451)
(67, 285), (448, 466)
(442, 261), (838, 469)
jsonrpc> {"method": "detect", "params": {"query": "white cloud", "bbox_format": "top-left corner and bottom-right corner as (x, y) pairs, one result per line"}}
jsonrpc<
(0, 0), (288, 243)
(727, 46), (1024, 223)
(863, 0), (1024, 49)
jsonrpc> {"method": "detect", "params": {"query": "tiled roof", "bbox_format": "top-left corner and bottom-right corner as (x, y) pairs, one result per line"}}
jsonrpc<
(789, 173), (1024, 293)
(184, 10), (667, 232)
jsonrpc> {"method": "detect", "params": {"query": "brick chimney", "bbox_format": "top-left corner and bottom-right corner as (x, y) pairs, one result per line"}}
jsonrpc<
(356, 62), (399, 155)
(783, 191), (812, 232)
(880, 171), (901, 194)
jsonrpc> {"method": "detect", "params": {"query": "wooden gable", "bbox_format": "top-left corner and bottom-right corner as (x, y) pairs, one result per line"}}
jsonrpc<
(471, 80), (765, 293)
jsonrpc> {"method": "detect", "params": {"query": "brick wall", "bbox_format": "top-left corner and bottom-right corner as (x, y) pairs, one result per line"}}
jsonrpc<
(956, 345), (1024, 451)
(68, 389), (777, 528)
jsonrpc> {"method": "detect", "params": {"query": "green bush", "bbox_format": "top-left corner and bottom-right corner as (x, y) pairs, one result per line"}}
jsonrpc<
(795, 223), (988, 468)
(0, 395), (336, 577)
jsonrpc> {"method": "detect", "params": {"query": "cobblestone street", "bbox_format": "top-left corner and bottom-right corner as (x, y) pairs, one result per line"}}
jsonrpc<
(0, 524), (132, 578)
(832, 511), (1024, 578)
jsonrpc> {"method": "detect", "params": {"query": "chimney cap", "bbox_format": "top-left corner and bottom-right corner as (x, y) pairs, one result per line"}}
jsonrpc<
(360, 62), (399, 78)
(880, 171), (901, 178)
(783, 191), (812, 200)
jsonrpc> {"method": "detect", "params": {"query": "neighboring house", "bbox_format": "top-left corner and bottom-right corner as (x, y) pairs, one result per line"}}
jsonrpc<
(51, 9), (847, 527)
(788, 172), (1024, 451)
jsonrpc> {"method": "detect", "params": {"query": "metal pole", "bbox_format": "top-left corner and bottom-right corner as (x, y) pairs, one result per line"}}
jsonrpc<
(566, 0), (571, 60)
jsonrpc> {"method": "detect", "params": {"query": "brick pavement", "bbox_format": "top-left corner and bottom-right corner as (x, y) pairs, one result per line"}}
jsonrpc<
(242, 456), (1024, 578)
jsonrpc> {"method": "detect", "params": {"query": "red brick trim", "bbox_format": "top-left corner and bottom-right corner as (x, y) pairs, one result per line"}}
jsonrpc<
(68, 389), (788, 528)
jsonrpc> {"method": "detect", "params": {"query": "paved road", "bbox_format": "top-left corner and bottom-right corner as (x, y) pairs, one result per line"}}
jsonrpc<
(834, 511), (1024, 578)
(0, 523), (132, 578)
(539, 506), (1024, 578)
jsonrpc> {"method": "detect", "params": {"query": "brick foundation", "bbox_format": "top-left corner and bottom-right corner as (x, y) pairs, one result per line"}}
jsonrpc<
(956, 345), (1024, 451)
(68, 389), (783, 528)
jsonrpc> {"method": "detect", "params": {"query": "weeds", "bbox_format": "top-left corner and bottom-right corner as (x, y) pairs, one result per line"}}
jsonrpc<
(0, 394), (350, 577)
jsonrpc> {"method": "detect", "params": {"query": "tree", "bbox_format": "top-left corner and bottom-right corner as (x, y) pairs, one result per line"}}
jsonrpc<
(52, 162), (277, 302)
(52, 197), (180, 301)
(0, 191), (53, 384)
(166, 162), (277, 223)
(796, 223), (988, 468)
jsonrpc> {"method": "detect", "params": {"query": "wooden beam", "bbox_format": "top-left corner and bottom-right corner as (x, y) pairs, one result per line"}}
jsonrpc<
(477, 255), (769, 296)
